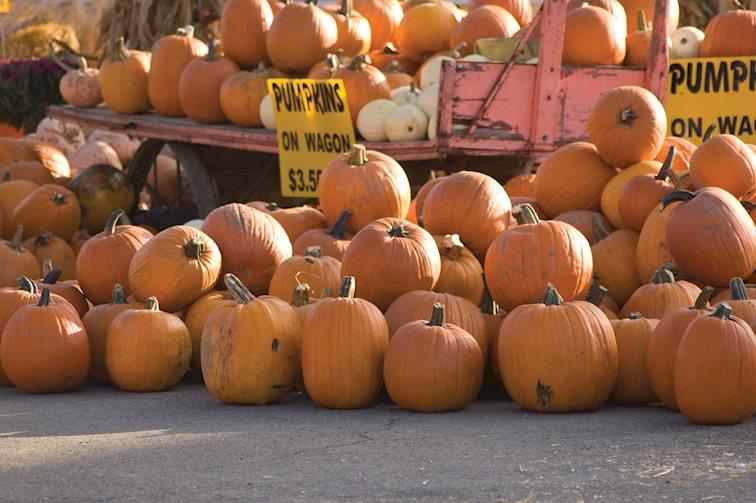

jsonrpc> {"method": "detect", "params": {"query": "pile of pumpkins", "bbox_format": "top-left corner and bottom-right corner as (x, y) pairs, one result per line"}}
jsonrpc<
(56, 0), (756, 143)
(1, 83), (755, 424)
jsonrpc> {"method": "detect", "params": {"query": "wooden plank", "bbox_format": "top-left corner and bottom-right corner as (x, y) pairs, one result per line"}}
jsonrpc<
(645, 0), (670, 102)
(436, 59), (457, 149)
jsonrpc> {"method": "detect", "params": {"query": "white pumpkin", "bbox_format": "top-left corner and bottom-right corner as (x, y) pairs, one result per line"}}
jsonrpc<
(67, 140), (123, 174)
(419, 55), (454, 90)
(357, 99), (398, 142)
(671, 26), (704, 59)
(87, 130), (140, 165)
(461, 54), (490, 62)
(32, 118), (86, 153)
(418, 83), (440, 118)
(428, 112), (438, 141)
(391, 84), (421, 107)
(384, 105), (428, 142)
(185, 219), (204, 229)
(260, 95), (276, 131)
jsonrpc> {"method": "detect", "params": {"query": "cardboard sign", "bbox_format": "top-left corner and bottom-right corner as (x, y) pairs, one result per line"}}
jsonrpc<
(0, 0), (12, 13)
(666, 56), (755, 145)
(267, 78), (355, 198)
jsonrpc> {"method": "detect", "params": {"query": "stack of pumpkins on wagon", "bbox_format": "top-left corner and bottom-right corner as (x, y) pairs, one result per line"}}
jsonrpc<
(1, 82), (756, 424)
(56, 0), (756, 143)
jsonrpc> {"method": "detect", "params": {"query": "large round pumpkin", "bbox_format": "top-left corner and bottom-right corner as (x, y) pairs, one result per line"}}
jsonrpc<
(10, 184), (81, 240)
(268, 246), (341, 300)
(325, 0), (372, 57)
(688, 134), (755, 199)
(562, 4), (626, 67)
(609, 313), (658, 405)
(220, 0), (274, 68)
(220, 65), (287, 127)
(699, 6), (756, 58)
(585, 281), (620, 319)
(22, 231), (77, 281)
(468, 0), (533, 26)
(0, 161), (54, 186)
(368, 42), (420, 73)
(292, 210), (353, 260)
(620, 268), (701, 319)
(179, 41), (241, 124)
(616, 149), (678, 231)
(0, 179), (37, 239)
(184, 290), (235, 373)
(0, 227), (41, 288)
(68, 164), (134, 232)
(266, 204), (327, 243)
(503, 165), (535, 198)
(333, 55), (391, 127)
(98, 37), (151, 115)
(714, 277), (756, 327)
(634, 200), (680, 283)
(395, 2), (458, 58)
(566, 0), (627, 36)
(591, 219), (641, 307)
(432, 234), (484, 305)
(354, 0), (404, 50)
(449, 6), (520, 56)
(600, 159), (661, 228)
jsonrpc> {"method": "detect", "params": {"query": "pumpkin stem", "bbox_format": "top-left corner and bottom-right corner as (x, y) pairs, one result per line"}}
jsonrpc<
(636, 11), (647, 32)
(651, 268), (676, 284)
(109, 37), (130, 62)
(338, 276), (356, 298)
(328, 210), (351, 239)
(291, 283), (312, 307)
(449, 42), (467, 59)
(730, 0), (746, 10)
(16, 276), (38, 293)
(591, 215), (611, 242)
(662, 190), (695, 209)
(33, 231), (55, 250)
(427, 303), (446, 328)
(628, 312), (642, 319)
(224, 273), (255, 304)
(586, 283), (610, 307)
(710, 303), (734, 320)
(441, 234), (464, 260)
(619, 106), (637, 125)
(304, 246), (323, 258)
(480, 280), (501, 316)
(542, 284), (563, 306)
(42, 258), (53, 277)
(265, 202), (279, 211)
(656, 146), (675, 181)
(112, 284), (128, 304)
(145, 296), (160, 311)
(382, 42), (400, 55)
(177, 25), (195, 38)
(388, 222), (408, 238)
(207, 38), (219, 62)
(702, 124), (716, 142)
(37, 288), (51, 307)
(692, 286), (715, 310)
(337, 0), (353, 17)
(105, 209), (125, 236)
(42, 266), (62, 285)
(51, 192), (68, 206)
(729, 277), (749, 301)
(349, 54), (369, 71)
(184, 238), (205, 259)
(349, 144), (368, 165)
(385, 61), (406, 74)
(7, 225), (24, 252)
(514, 204), (540, 225)
(324, 53), (341, 72)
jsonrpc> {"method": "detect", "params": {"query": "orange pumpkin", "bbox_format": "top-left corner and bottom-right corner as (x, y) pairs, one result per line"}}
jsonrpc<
(367, 42), (421, 73)
(699, 6), (756, 58)
(10, 184), (81, 240)
(601, 159), (661, 228)
(333, 55), (391, 126)
(220, 0), (274, 68)
(184, 290), (235, 373)
(563, 4), (626, 67)
(654, 136), (696, 174)
(620, 268), (701, 319)
(68, 163), (134, 233)
(619, 0), (679, 33)
(396, 2), (458, 58)
(689, 134), (755, 199)
(68, 228), (90, 255)
(584, 281), (620, 319)
(98, 37), (152, 115)
(0, 161), (54, 186)
(0, 226), (41, 287)
(714, 277), (756, 327)
(289, 283), (319, 324)
(468, 0), (533, 26)
(449, 5), (520, 56)
(414, 172), (444, 225)
(268, 246), (341, 300)
(503, 165), (535, 198)
(35, 263), (89, 318)
(616, 148), (679, 231)
(591, 218), (641, 307)
(432, 234), (484, 305)
(354, 0), (404, 50)
(0, 178), (37, 239)
(711, 279), (756, 305)
(609, 313), (658, 404)
(306, 53), (344, 79)
(634, 200), (680, 283)
(624, 10), (655, 67)
(292, 210), (353, 260)
(384, 61), (414, 89)
(0, 138), (70, 179)
(566, 0), (627, 36)
(553, 210), (614, 245)
(266, 204), (327, 243)
(220, 65), (287, 127)
(22, 231), (76, 281)
(325, 0), (372, 57)
(481, 284), (506, 381)
(179, 41), (241, 124)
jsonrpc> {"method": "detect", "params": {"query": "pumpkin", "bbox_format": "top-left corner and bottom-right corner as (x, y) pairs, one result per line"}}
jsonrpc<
(268, 246), (341, 300)
(664, 188), (756, 287)
(635, 201), (680, 283)
(588, 86), (666, 169)
(325, 0), (372, 57)
(497, 285), (618, 412)
(368, 42), (420, 73)
(0, 138), (70, 179)
(566, 0), (627, 36)
(81, 284), (138, 384)
(450, 5), (520, 57)
(689, 134), (755, 199)
(423, 170), (511, 257)
(585, 281), (620, 319)
(68, 229), (90, 255)
(714, 277), (756, 326)
(600, 160), (661, 228)
(413, 44), (462, 90)
(654, 136), (696, 174)
(432, 234), (484, 305)
(179, 40), (241, 124)
(220, 65), (287, 127)
(202, 274), (300, 404)
(333, 55), (391, 127)
(354, 0), (404, 50)
(562, 4), (626, 67)
(396, 2), (458, 58)
(503, 165), (535, 198)
(220, 0), (274, 68)
(384, 289), (488, 357)
(35, 263), (89, 318)
(266, 0), (339, 74)
(260, 95), (276, 129)
(341, 217), (441, 311)
(620, 267), (701, 318)
(22, 231), (76, 281)
(292, 210), (353, 260)
(674, 304), (756, 424)
(390, 83), (420, 106)
(148, 25), (208, 117)
(129, 226), (222, 312)
(418, 82), (439, 118)
(106, 296), (192, 392)
(356, 98), (398, 141)
(671, 26), (704, 59)
(10, 184), (81, 240)
(616, 148), (678, 231)
(384, 303), (483, 412)
(319, 144), (411, 233)
(69, 164), (134, 232)
(307, 53), (343, 79)
(619, 0), (679, 32)
(609, 313), (658, 404)
(468, 0), (532, 26)
(590, 218), (641, 307)
(384, 104), (428, 141)
(201, 203), (292, 295)
(414, 173), (444, 225)
(0, 288), (90, 393)
(699, 6), (756, 58)
(485, 205), (593, 311)
(384, 61), (414, 89)
(427, 112), (439, 140)
(553, 210), (614, 245)
(712, 280), (756, 305)
(0, 179), (37, 239)
(624, 10), (663, 67)
(0, 228), (40, 287)
(184, 290), (235, 373)
(86, 131), (140, 166)
(533, 142), (617, 218)
(266, 204), (327, 243)
(58, 56), (102, 108)
(301, 276), (389, 408)
(481, 284), (506, 380)
(145, 154), (191, 205)
(67, 141), (123, 175)
(0, 161), (55, 185)
(98, 37), (151, 115)
(76, 209), (153, 305)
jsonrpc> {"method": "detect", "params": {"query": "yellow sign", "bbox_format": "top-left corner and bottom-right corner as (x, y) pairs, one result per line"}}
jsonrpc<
(267, 78), (355, 198)
(0, 0), (12, 13)
(666, 56), (755, 145)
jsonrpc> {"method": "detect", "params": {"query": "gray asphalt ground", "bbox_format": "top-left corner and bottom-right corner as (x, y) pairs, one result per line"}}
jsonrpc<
(0, 376), (753, 502)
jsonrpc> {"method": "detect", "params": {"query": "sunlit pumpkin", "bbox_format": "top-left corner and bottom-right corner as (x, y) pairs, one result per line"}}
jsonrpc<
(609, 313), (658, 405)
(333, 55), (391, 127)
(220, 65), (287, 127)
(432, 234), (484, 305)
(688, 134), (755, 199)
(292, 210), (353, 260)
(220, 0), (274, 68)
(98, 37), (151, 115)
(179, 40), (241, 123)
(354, 0), (404, 50)
(268, 246), (341, 301)
(10, 184), (81, 240)
(324, 0), (372, 57)
(396, 2), (458, 58)
(699, 4), (755, 58)
(562, 4), (626, 67)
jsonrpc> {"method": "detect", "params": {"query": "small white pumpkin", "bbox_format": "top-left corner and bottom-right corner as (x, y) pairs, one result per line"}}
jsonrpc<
(418, 83), (440, 118)
(185, 219), (204, 229)
(67, 140), (123, 174)
(87, 130), (140, 165)
(461, 54), (490, 62)
(260, 95), (276, 131)
(419, 55), (454, 90)
(384, 105), (428, 142)
(34, 118), (86, 153)
(671, 26), (704, 59)
(391, 83), (421, 107)
(357, 99), (398, 142)
(428, 112), (438, 141)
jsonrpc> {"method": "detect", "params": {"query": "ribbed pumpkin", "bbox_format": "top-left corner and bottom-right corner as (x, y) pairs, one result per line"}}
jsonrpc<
(624, 10), (653, 67)
(292, 210), (353, 260)
(449, 6), (520, 56)
(699, 6), (756, 58)
(219, 65), (287, 127)
(266, 0), (339, 74)
(10, 184), (81, 240)
(22, 231), (76, 281)
(128, 226), (222, 312)
(674, 304), (756, 424)
(268, 246), (341, 300)
(68, 164), (134, 232)
(179, 41), (241, 124)
(354, 0), (404, 50)
(68, 229), (90, 255)
(98, 37), (151, 115)
(485, 205), (593, 311)
(635, 200), (680, 283)
(534, 142), (617, 217)
(384, 303), (483, 412)
(76, 210), (152, 305)
(184, 290), (235, 373)
(664, 188), (756, 287)
(368, 42), (420, 73)
(81, 284), (138, 384)
(432, 234), (484, 305)
(0, 288), (90, 393)
(106, 297), (192, 392)
(553, 210), (614, 245)
(201, 203), (292, 295)
(384, 289), (488, 358)
(585, 281), (620, 319)
(0, 179), (37, 239)
(591, 218), (641, 307)
(341, 217), (441, 311)
(202, 274), (300, 404)
(0, 161), (54, 186)
(35, 264), (89, 318)
(468, 0), (533, 26)
(396, 2), (458, 58)
(414, 173), (444, 225)
(266, 204), (327, 243)
(0, 227), (41, 287)
(498, 285), (618, 412)
(714, 277), (756, 326)
(148, 26), (208, 117)
(619, 0), (678, 33)
(600, 160), (661, 228)
(220, 0), (274, 68)
(646, 287), (714, 410)
(301, 276), (389, 409)
(609, 313), (658, 404)
(562, 4), (626, 67)
(325, 0), (372, 57)
(711, 278), (756, 305)
(654, 136), (696, 174)
(566, 0), (627, 36)
(588, 86), (666, 169)
(0, 138), (70, 179)
(333, 55), (391, 126)
(319, 144), (411, 233)
(503, 170), (535, 202)
(423, 171), (512, 257)
(616, 148), (678, 231)
(689, 134), (755, 199)
(620, 268), (701, 319)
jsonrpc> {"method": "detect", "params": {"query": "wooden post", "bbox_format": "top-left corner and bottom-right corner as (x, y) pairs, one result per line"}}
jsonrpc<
(645, 0), (670, 102)
(436, 59), (456, 153)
